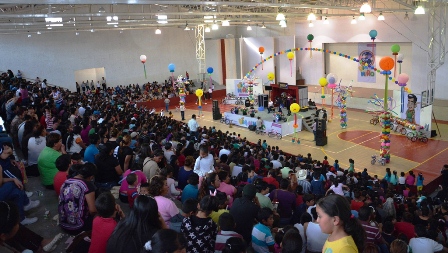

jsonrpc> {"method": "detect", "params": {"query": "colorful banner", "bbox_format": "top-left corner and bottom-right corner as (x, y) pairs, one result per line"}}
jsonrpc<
(234, 79), (249, 97)
(358, 43), (376, 83)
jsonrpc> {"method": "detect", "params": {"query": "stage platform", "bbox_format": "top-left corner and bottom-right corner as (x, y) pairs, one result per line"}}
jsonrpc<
(223, 108), (315, 136)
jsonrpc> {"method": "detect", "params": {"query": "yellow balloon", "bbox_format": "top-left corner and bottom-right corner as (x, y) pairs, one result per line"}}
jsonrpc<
(287, 52), (294, 60)
(290, 103), (301, 113)
(267, 72), (275, 81)
(319, 77), (328, 87)
(195, 89), (203, 97)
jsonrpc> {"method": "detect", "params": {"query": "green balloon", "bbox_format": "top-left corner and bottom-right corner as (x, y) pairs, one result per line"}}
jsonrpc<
(391, 44), (400, 53)
(307, 34), (314, 41)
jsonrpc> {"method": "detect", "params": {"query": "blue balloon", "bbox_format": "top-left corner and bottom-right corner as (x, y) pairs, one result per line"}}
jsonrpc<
(168, 63), (175, 72)
(207, 67), (214, 74)
(328, 77), (336, 84)
(369, 29), (378, 39)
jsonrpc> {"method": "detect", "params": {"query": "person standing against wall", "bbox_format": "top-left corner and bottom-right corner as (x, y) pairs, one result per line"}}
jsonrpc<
(164, 97), (170, 112)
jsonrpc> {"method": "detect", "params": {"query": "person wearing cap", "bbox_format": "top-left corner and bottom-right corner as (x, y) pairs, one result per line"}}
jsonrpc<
(297, 169), (311, 194)
(230, 184), (260, 243)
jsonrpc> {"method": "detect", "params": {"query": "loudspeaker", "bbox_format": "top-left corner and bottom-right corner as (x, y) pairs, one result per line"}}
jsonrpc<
(316, 136), (327, 146)
(258, 95), (264, 107)
(212, 100), (219, 109)
(317, 119), (326, 131)
(213, 113), (222, 120)
(248, 125), (256, 131)
(431, 130), (437, 137)
(263, 94), (269, 108)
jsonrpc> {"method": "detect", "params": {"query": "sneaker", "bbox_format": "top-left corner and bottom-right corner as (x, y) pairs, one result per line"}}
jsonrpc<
(20, 217), (38, 225)
(43, 233), (63, 252)
(26, 191), (33, 198)
(24, 200), (40, 211)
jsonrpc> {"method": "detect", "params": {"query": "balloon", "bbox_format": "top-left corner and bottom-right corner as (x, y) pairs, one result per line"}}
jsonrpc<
(140, 55), (147, 63)
(307, 34), (314, 41)
(397, 73), (409, 84)
(391, 44), (401, 55)
(290, 103), (301, 113)
(369, 29), (378, 39)
(267, 72), (275, 81)
(259, 46), (265, 54)
(287, 52), (294, 60)
(318, 77), (328, 87)
(168, 63), (175, 72)
(397, 53), (404, 62)
(379, 57), (394, 71)
(195, 89), (203, 97)
(328, 83), (337, 89)
(326, 73), (338, 84)
(207, 67), (214, 74)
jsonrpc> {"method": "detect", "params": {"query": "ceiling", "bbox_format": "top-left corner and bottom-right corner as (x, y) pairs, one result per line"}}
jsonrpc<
(0, 0), (431, 35)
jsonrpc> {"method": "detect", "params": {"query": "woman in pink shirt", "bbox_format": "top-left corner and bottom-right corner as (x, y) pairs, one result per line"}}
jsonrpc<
(217, 171), (237, 207)
(148, 175), (179, 227)
(405, 171), (416, 187)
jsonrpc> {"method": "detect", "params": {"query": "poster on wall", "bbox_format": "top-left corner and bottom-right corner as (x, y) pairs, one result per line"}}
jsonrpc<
(400, 93), (421, 125)
(357, 43), (376, 83)
(234, 79), (249, 97)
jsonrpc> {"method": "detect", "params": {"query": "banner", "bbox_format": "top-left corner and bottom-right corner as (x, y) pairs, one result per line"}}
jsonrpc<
(234, 79), (249, 97)
(358, 43), (376, 83)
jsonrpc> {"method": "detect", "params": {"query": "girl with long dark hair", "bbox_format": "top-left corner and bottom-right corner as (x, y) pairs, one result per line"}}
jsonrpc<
(66, 125), (86, 155)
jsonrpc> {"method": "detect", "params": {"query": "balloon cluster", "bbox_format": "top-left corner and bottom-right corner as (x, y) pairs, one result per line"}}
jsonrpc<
(245, 48), (361, 78)
(393, 116), (424, 131)
(380, 112), (392, 163)
(318, 77), (328, 98)
(334, 82), (353, 129)
(367, 95), (397, 114)
(326, 73), (338, 89)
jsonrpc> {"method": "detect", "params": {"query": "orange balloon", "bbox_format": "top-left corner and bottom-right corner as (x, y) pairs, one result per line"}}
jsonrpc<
(379, 56), (395, 71)
(259, 46), (265, 54)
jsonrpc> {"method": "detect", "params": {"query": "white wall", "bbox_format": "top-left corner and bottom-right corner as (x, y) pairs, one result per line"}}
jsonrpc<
(274, 36), (296, 86)
(239, 37), (275, 80)
(74, 67), (105, 85)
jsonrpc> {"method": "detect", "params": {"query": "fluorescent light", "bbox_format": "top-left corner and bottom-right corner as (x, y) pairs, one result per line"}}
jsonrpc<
(75, 32), (79, 35)
(323, 17), (329, 24)
(360, 2), (372, 13)
(107, 22), (118, 25)
(106, 16), (112, 21)
(46, 24), (63, 27)
(212, 23), (219, 30)
(28, 34), (31, 38)
(90, 29), (94, 32)
(204, 15), (216, 22)
(114, 25), (118, 28)
(155, 28), (161, 34)
(205, 26), (211, 32)
(276, 13), (285, 21)
(247, 25), (252, 31)
(309, 21), (314, 27)
(359, 13), (366, 20)
(222, 19), (230, 26)
(45, 17), (62, 23)
(113, 16), (118, 21)
(37, 31), (41, 35)
(157, 15), (168, 24)
(307, 12), (316, 21)
(378, 12), (385, 20)
(415, 6), (425, 15)
(351, 16), (357, 24)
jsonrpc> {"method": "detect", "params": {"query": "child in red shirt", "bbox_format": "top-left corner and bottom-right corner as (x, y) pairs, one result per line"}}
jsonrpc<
(88, 192), (125, 253)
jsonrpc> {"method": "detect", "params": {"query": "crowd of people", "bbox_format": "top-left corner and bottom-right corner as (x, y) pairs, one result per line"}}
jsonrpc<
(0, 70), (448, 253)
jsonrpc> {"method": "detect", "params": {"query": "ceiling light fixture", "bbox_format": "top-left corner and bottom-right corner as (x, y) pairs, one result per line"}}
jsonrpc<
(323, 17), (329, 24)
(90, 29), (94, 32)
(157, 15), (168, 24)
(261, 22), (266, 28)
(360, 2), (372, 13)
(75, 32), (79, 35)
(212, 22), (219, 30)
(351, 16), (357, 24)
(247, 25), (252, 31)
(98, 6), (105, 13)
(280, 20), (287, 27)
(359, 13), (366, 20)
(309, 21), (314, 27)
(113, 16), (118, 21)
(378, 12), (385, 20)
(415, 6), (425, 15)
(222, 19), (230, 26)
(276, 13), (285, 21)
(155, 28), (161, 34)
(28, 34), (31, 38)
(307, 12), (316, 21)
(404, 12), (409, 20)
(106, 16), (112, 21)
(184, 22), (190, 30)
(205, 26), (211, 32)
(36, 31), (41, 35)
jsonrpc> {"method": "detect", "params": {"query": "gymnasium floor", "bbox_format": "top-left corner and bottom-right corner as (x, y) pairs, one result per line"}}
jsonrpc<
(177, 96), (448, 184)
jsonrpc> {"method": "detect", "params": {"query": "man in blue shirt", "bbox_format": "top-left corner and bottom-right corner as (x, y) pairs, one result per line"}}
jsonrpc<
(84, 133), (99, 163)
